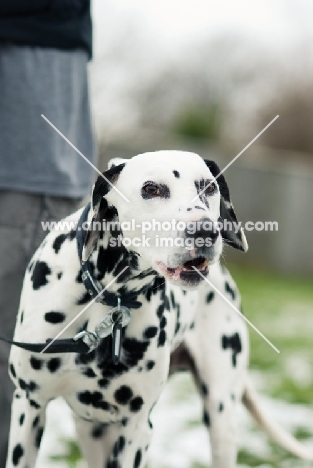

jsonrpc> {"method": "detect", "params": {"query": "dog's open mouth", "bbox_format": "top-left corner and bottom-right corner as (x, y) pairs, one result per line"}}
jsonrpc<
(157, 257), (209, 281)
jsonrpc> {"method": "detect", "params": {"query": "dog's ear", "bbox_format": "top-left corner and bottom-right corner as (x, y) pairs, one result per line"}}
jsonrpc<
(82, 161), (126, 261)
(204, 159), (248, 252)
(107, 157), (128, 169)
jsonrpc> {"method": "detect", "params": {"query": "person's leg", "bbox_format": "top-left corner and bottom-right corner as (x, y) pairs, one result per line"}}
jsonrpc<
(0, 190), (82, 467)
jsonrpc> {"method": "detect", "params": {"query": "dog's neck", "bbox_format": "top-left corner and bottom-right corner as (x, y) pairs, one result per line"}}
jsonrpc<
(86, 221), (162, 301)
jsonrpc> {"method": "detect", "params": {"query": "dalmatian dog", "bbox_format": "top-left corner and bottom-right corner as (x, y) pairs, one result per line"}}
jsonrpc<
(6, 151), (312, 468)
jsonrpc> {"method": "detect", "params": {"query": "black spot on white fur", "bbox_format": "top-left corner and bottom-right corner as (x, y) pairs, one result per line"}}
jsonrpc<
(83, 367), (97, 378)
(31, 261), (51, 290)
(158, 330), (166, 347)
(129, 396), (143, 412)
(114, 386), (133, 405)
(44, 311), (65, 324)
(144, 326), (158, 339)
(134, 448), (142, 468)
(35, 427), (44, 448)
(203, 409), (210, 427)
(18, 378), (26, 390)
(160, 316), (167, 329)
(77, 391), (114, 412)
(47, 358), (61, 373)
(33, 416), (39, 428)
(206, 291), (214, 303)
(98, 378), (110, 389)
(29, 399), (41, 409)
(121, 338), (150, 369)
(91, 424), (106, 439)
(52, 234), (67, 254)
(12, 443), (23, 466)
(113, 436), (126, 457)
(225, 281), (236, 301)
(146, 360), (155, 371)
(201, 383), (208, 396)
(9, 363), (16, 379)
(30, 356), (43, 370)
(222, 333), (242, 367)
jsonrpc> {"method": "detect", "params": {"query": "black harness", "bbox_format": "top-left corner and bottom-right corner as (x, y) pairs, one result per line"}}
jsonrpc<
(0, 203), (140, 364)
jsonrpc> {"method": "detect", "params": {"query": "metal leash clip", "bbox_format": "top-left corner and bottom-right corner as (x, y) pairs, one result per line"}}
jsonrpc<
(73, 298), (132, 356)
(73, 329), (99, 352)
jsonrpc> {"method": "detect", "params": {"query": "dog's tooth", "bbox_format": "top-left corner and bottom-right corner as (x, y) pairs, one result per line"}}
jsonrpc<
(173, 267), (183, 279)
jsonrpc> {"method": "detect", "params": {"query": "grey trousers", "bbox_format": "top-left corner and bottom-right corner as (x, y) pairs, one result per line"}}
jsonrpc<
(0, 191), (82, 468)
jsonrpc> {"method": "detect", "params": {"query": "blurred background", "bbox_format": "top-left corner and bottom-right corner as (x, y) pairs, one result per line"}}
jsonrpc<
(41, 0), (313, 466)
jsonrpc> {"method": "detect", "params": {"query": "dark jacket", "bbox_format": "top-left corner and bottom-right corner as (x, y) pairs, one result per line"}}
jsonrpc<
(0, 0), (92, 58)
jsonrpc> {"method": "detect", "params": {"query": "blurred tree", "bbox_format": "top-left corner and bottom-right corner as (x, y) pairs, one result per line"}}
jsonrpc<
(260, 83), (313, 154)
(91, 20), (281, 146)
(172, 103), (221, 140)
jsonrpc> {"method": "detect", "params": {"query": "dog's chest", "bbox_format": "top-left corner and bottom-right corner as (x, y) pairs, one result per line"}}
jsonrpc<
(164, 285), (199, 350)
(62, 287), (198, 424)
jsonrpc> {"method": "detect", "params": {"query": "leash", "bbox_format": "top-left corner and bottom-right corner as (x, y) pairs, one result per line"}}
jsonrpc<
(0, 298), (131, 363)
(0, 203), (140, 364)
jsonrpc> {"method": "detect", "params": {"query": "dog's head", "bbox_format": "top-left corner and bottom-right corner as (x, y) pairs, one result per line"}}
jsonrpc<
(83, 151), (247, 288)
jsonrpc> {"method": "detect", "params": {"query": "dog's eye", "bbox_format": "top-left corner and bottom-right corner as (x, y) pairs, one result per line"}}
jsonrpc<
(205, 182), (216, 195)
(143, 184), (160, 196)
(142, 182), (170, 200)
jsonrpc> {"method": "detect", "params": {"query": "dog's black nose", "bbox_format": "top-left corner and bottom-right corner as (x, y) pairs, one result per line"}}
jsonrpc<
(185, 218), (219, 245)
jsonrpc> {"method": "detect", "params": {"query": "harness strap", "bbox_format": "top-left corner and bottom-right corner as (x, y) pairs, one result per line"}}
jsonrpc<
(0, 336), (90, 354)
(76, 203), (142, 309)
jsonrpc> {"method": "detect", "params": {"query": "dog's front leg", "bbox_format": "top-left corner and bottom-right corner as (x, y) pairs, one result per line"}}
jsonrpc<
(73, 413), (109, 468)
(74, 411), (152, 468)
(186, 349), (240, 468)
(203, 391), (238, 467)
(182, 290), (249, 468)
(6, 390), (46, 468)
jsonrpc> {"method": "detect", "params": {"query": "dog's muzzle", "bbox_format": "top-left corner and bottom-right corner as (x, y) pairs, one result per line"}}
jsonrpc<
(184, 217), (219, 248)
(156, 218), (220, 284)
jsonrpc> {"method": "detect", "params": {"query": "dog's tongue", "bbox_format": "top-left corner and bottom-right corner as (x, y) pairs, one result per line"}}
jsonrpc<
(157, 261), (182, 279)
(157, 258), (209, 281)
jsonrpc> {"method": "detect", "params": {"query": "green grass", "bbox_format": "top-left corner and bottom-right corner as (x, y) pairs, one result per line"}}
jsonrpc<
(226, 263), (313, 405)
(294, 427), (313, 441)
(237, 448), (274, 467)
(50, 439), (82, 468)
